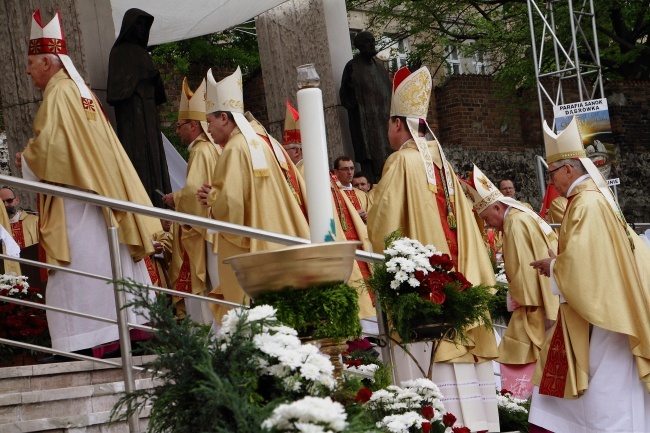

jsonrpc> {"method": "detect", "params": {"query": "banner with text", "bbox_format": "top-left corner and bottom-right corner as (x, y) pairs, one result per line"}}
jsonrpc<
(553, 98), (616, 180)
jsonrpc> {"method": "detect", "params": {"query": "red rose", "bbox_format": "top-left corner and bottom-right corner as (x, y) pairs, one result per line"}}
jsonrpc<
(421, 421), (432, 433)
(452, 427), (471, 433)
(443, 412), (457, 427)
(345, 359), (363, 367)
(355, 387), (372, 403)
(414, 270), (426, 282)
(421, 405), (434, 420)
(430, 253), (454, 271)
(500, 388), (512, 396)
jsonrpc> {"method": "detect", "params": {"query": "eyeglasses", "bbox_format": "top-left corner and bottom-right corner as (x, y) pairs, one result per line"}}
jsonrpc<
(2, 198), (15, 204)
(547, 164), (567, 180)
(175, 120), (192, 129)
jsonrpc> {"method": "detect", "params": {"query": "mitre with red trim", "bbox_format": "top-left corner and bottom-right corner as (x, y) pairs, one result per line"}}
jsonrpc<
(29, 10), (96, 119)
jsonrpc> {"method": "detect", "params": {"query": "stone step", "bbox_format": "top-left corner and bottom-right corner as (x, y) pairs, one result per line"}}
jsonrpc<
(0, 356), (157, 432)
(0, 406), (151, 433)
(0, 355), (155, 395)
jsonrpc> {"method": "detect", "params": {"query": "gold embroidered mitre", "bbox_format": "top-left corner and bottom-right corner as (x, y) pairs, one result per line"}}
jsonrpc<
(389, 66), (432, 119)
(205, 67), (244, 115)
(283, 99), (301, 146)
(29, 10), (95, 119)
(462, 165), (504, 214)
(178, 77), (207, 122)
(543, 116), (586, 164)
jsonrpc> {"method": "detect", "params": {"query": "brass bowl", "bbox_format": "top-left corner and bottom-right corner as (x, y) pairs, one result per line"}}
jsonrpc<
(222, 241), (361, 300)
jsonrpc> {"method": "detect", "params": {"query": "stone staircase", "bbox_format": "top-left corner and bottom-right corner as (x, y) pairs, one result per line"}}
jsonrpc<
(0, 355), (156, 432)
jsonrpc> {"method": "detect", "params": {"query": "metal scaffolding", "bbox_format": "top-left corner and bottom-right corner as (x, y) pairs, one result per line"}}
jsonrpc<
(526, 0), (605, 128)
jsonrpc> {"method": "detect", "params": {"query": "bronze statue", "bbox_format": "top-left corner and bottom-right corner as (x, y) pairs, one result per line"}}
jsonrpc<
(340, 32), (392, 183)
(107, 8), (170, 208)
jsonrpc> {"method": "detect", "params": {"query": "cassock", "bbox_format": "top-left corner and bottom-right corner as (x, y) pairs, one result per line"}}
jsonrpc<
(530, 177), (650, 433)
(22, 69), (160, 352)
(368, 139), (499, 432)
(498, 207), (559, 398)
(170, 133), (221, 324)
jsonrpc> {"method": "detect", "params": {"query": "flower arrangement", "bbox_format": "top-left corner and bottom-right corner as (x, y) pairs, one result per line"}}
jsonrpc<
(0, 274), (49, 363)
(113, 281), (466, 433)
(496, 388), (530, 433)
(363, 378), (468, 433)
(366, 234), (492, 344)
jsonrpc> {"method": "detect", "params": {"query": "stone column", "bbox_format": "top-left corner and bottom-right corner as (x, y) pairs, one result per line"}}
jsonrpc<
(256, 0), (354, 164)
(0, 1), (115, 207)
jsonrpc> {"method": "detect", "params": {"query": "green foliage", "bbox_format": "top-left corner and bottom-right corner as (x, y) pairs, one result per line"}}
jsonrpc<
(111, 280), (283, 433)
(343, 349), (393, 391)
(348, 0), (650, 92)
(498, 397), (531, 433)
(255, 283), (362, 341)
(488, 283), (511, 324)
(377, 283), (493, 344)
(151, 27), (260, 78)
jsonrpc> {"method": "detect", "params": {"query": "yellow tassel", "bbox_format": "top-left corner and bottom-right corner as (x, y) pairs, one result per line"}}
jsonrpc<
(447, 213), (457, 230)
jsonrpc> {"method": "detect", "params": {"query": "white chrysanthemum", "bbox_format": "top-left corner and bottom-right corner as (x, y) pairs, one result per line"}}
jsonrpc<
(261, 396), (348, 432)
(390, 280), (401, 290)
(407, 277), (420, 288)
(377, 411), (427, 433)
(394, 270), (408, 283)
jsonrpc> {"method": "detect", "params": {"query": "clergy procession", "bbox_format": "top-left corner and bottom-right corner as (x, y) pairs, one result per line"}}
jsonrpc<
(1, 5), (650, 433)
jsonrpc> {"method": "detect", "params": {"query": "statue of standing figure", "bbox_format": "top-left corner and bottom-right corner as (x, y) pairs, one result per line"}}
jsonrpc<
(107, 8), (171, 208)
(340, 32), (393, 183)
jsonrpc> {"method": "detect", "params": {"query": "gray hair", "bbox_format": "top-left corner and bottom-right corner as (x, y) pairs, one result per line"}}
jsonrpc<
(41, 53), (63, 68)
(554, 158), (587, 175)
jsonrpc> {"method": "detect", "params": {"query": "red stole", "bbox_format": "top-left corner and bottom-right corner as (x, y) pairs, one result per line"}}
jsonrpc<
(175, 250), (192, 294)
(539, 193), (576, 397)
(330, 178), (371, 280)
(343, 189), (362, 211)
(434, 165), (458, 263)
(10, 221), (25, 249)
(259, 134), (308, 221)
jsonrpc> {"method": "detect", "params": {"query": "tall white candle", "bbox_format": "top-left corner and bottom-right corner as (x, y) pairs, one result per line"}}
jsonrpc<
(296, 65), (335, 243)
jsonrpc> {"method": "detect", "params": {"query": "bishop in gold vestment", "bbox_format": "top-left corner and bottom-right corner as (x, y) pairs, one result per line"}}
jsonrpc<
(22, 10), (159, 353)
(529, 117), (650, 433)
(199, 68), (310, 323)
(462, 165), (559, 399)
(367, 66), (499, 432)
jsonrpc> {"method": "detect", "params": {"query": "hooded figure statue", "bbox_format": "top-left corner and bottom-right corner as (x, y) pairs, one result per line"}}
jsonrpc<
(107, 8), (170, 208)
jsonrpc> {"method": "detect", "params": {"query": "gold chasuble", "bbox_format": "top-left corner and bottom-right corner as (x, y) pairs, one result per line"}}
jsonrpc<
(170, 134), (220, 296)
(499, 208), (559, 364)
(23, 69), (160, 265)
(368, 140), (497, 362)
(534, 178), (650, 397)
(206, 127), (311, 321)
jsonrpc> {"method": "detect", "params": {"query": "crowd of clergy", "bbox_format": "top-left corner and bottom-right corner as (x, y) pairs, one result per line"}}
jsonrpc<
(8, 7), (650, 433)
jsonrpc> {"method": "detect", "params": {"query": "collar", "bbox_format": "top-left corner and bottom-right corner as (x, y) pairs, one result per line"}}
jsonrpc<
(567, 174), (591, 197)
(9, 211), (21, 224)
(399, 138), (414, 151)
(341, 184), (353, 190)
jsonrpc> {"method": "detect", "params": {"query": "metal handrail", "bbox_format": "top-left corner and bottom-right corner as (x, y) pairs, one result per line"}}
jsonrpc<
(0, 174), (386, 431)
